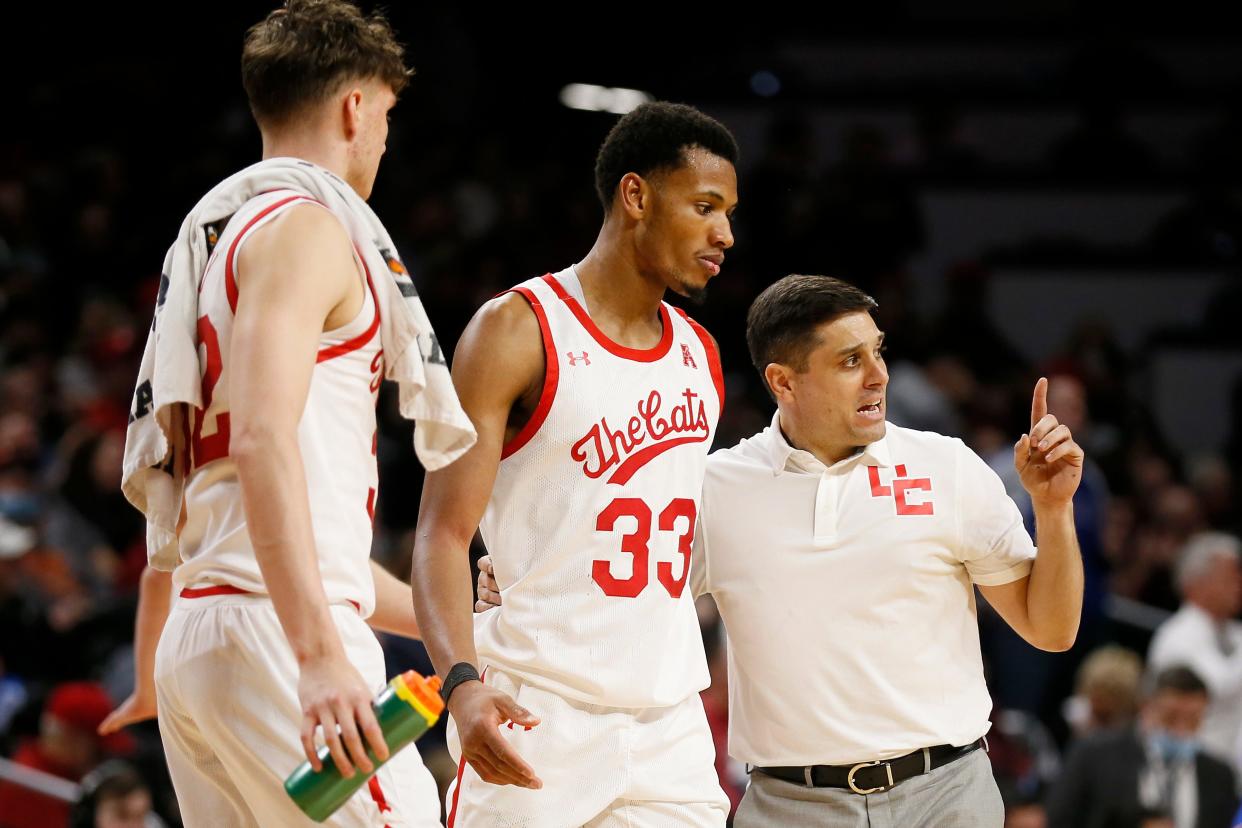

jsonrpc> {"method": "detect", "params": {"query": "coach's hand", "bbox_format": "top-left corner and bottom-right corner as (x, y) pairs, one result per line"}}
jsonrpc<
(1015, 377), (1084, 508)
(298, 654), (389, 777)
(449, 681), (542, 789)
(475, 555), (502, 613)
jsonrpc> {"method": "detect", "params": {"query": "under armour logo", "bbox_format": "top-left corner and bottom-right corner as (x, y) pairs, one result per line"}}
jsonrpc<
(867, 464), (934, 516)
(567, 351), (591, 366)
(681, 343), (697, 368)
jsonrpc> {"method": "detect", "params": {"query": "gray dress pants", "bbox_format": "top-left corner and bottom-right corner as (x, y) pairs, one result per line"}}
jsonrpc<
(734, 747), (1004, 828)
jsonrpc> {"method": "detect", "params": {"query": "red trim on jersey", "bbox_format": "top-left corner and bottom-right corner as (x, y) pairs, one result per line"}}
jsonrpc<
(223, 194), (320, 313)
(446, 753), (467, 827)
(179, 584), (361, 614)
(541, 273), (674, 362)
(500, 287), (559, 460)
(179, 584), (252, 599)
(367, 776), (393, 819)
(446, 668), (486, 828)
(317, 249), (381, 363)
(675, 307), (725, 417)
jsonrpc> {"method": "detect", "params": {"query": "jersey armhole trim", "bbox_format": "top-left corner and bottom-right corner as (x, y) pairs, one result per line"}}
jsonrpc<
(500, 287), (558, 460)
(316, 244), (381, 363)
(675, 307), (725, 418)
(221, 194), (324, 314)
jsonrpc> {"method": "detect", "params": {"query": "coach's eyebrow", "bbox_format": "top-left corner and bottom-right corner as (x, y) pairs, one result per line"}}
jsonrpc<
(835, 333), (885, 356)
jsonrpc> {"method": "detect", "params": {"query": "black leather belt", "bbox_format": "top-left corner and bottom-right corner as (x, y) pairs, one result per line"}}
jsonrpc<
(756, 739), (984, 794)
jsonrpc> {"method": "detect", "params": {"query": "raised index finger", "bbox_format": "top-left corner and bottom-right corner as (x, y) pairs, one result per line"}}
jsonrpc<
(1031, 376), (1049, 430)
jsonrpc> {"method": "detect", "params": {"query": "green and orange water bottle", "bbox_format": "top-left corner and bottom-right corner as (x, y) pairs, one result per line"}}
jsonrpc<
(285, 670), (444, 822)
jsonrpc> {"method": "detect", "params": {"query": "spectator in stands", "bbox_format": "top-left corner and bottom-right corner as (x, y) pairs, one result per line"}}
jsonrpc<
(68, 760), (162, 828)
(1045, 666), (1238, 828)
(1062, 644), (1144, 738)
(1148, 532), (1242, 773)
(0, 681), (132, 828)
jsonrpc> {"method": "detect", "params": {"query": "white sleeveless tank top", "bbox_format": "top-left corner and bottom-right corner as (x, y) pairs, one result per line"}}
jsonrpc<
(475, 266), (722, 707)
(175, 189), (384, 616)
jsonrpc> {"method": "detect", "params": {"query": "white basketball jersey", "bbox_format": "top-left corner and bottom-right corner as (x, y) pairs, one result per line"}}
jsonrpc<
(476, 266), (722, 708)
(175, 189), (384, 616)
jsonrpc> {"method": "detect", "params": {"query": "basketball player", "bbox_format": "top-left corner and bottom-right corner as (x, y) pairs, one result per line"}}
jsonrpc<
(116, 2), (456, 825)
(409, 102), (739, 826)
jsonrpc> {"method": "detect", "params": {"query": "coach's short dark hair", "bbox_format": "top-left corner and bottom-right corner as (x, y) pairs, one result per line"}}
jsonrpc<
(594, 102), (739, 213)
(242, 0), (412, 127)
(1151, 665), (1209, 698)
(746, 274), (878, 384)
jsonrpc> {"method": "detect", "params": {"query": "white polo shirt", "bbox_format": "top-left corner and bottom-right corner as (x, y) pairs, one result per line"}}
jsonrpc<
(692, 411), (1037, 767)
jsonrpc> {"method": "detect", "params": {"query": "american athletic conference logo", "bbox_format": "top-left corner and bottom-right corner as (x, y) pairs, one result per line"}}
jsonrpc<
(571, 389), (710, 485)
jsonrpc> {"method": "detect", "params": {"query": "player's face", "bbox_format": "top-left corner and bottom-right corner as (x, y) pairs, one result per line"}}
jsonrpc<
(787, 311), (888, 458)
(637, 147), (737, 303)
(349, 79), (398, 200)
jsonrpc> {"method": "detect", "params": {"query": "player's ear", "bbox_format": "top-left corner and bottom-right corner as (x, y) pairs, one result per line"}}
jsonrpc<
(340, 86), (365, 141)
(617, 173), (648, 221)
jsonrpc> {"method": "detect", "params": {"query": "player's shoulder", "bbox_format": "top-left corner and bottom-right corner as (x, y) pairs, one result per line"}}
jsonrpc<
(240, 197), (348, 259)
(467, 287), (541, 343)
(454, 281), (548, 383)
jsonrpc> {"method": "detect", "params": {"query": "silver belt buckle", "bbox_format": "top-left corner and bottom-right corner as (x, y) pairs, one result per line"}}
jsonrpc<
(847, 760), (894, 795)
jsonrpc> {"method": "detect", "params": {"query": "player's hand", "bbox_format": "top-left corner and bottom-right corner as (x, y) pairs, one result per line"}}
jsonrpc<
(475, 555), (501, 613)
(297, 654), (389, 777)
(1014, 377), (1084, 509)
(98, 689), (157, 734)
(449, 681), (542, 789)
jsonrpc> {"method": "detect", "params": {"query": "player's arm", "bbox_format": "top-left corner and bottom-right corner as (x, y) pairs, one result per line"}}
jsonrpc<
(410, 293), (544, 789)
(230, 204), (387, 778)
(367, 559), (420, 638)
(99, 565), (172, 734)
(979, 377), (1084, 652)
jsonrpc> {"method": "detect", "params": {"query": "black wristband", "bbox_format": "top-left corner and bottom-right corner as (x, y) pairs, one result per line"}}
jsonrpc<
(441, 662), (481, 704)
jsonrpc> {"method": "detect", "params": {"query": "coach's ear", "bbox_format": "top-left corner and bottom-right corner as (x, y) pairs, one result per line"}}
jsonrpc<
(764, 362), (796, 404)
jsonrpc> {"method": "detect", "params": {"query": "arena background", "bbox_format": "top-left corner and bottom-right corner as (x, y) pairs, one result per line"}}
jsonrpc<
(2, 3), (1241, 825)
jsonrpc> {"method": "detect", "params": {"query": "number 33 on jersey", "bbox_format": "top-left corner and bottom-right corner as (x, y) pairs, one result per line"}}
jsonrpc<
(474, 267), (723, 708)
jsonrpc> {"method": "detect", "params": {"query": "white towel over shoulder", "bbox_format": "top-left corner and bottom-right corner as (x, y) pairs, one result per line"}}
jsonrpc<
(122, 157), (476, 571)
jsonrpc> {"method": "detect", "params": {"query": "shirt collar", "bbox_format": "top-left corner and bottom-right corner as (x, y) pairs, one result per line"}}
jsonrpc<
(763, 410), (893, 476)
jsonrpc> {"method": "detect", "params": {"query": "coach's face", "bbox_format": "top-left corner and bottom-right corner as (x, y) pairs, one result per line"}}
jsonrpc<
(633, 147), (736, 303)
(775, 311), (888, 463)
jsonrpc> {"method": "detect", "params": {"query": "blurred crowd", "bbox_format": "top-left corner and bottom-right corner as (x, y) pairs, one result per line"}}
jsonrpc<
(3, 20), (1242, 828)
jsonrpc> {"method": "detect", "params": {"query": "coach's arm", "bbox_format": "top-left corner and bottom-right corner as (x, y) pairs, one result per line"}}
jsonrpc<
(978, 378), (1085, 653)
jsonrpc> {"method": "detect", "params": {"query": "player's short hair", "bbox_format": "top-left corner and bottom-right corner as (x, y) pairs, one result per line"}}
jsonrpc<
(594, 102), (739, 214)
(746, 275), (878, 393)
(242, 0), (412, 128)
